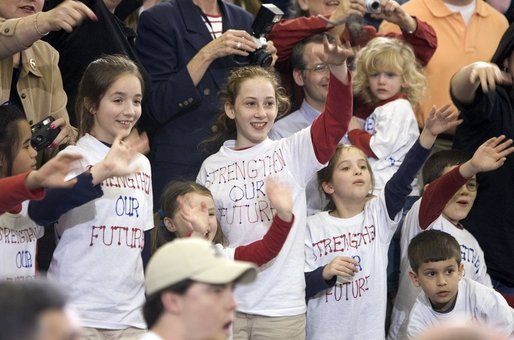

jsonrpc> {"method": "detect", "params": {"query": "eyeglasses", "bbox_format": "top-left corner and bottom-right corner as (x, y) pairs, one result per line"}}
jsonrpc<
(303, 63), (329, 74)
(465, 179), (478, 192)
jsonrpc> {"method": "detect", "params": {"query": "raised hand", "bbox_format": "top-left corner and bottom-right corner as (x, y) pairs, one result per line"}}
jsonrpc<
(90, 132), (149, 184)
(25, 153), (83, 190)
(319, 34), (354, 66)
(266, 177), (293, 222)
(467, 135), (514, 174)
(175, 194), (210, 239)
(468, 61), (513, 93)
(424, 104), (462, 136)
(322, 255), (359, 281)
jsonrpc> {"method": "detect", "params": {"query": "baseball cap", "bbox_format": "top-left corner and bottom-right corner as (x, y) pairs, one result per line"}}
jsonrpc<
(145, 238), (257, 296)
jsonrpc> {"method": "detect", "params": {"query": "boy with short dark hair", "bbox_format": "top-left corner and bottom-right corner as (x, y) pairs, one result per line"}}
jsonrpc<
(388, 136), (514, 340)
(406, 230), (514, 339)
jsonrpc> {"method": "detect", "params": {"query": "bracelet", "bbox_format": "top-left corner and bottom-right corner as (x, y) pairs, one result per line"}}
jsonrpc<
(33, 13), (48, 37)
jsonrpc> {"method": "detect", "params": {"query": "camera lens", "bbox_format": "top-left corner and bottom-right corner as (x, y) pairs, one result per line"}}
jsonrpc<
(35, 135), (44, 143)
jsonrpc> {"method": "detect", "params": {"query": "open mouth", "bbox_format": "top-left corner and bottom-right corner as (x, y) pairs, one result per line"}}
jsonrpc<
(325, 0), (340, 6)
(19, 5), (36, 13)
(251, 122), (267, 130)
(116, 120), (133, 127)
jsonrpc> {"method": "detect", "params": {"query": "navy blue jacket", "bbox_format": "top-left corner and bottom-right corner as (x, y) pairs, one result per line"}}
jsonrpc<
(136, 0), (253, 205)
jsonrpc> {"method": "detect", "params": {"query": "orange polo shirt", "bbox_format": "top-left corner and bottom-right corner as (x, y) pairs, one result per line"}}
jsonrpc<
(380, 0), (508, 130)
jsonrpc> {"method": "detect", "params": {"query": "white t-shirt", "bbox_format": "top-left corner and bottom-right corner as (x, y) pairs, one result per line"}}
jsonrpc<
(269, 100), (349, 215)
(389, 199), (493, 340)
(364, 98), (419, 194)
(197, 128), (321, 316)
(48, 134), (153, 329)
(407, 277), (514, 339)
(0, 201), (43, 280)
(304, 190), (400, 339)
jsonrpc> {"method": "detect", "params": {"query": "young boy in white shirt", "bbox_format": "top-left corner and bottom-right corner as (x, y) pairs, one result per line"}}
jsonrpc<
(406, 230), (514, 339)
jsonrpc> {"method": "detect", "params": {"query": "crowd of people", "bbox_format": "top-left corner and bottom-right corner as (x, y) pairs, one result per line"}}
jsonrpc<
(1, 0), (514, 339)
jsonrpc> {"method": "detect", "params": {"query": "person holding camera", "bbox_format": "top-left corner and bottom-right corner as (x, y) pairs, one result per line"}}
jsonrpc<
(0, 0), (92, 158)
(135, 0), (278, 207)
(268, 0), (437, 113)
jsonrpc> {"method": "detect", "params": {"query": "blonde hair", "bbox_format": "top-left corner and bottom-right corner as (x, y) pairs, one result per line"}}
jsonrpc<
(353, 37), (425, 105)
(202, 66), (290, 147)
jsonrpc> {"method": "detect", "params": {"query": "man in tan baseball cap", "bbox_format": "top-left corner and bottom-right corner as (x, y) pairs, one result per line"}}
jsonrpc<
(140, 238), (257, 340)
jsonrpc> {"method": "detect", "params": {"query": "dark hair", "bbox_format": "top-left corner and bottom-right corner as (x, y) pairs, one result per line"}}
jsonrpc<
(152, 181), (216, 253)
(0, 279), (68, 340)
(202, 66), (290, 148)
(317, 144), (375, 211)
(142, 279), (195, 328)
(0, 104), (28, 177)
(422, 150), (470, 186)
(75, 54), (144, 137)
(291, 33), (327, 70)
(408, 230), (461, 273)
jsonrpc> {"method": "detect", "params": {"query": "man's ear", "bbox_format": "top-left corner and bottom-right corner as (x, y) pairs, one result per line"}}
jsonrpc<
(296, 0), (310, 12)
(163, 217), (177, 232)
(293, 68), (305, 87)
(161, 291), (183, 314)
(321, 181), (334, 195)
(409, 270), (421, 287)
(225, 102), (236, 120)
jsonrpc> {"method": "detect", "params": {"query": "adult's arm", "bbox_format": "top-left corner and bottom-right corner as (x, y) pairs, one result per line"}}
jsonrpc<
(0, 1), (96, 59)
(0, 172), (44, 215)
(234, 214), (294, 266)
(269, 15), (436, 67)
(136, 4), (254, 124)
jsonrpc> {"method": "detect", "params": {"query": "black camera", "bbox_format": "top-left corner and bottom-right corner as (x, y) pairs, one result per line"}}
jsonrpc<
(31, 116), (61, 151)
(234, 4), (283, 67)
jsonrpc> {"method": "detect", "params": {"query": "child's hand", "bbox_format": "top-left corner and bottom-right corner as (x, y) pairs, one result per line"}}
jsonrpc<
(322, 256), (359, 281)
(25, 153), (83, 190)
(175, 194), (210, 239)
(468, 61), (512, 93)
(90, 132), (149, 184)
(462, 135), (514, 176)
(319, 34), (354, 66)
(419, 104), (462, 149)
(266, 178), (293, 222)
(424, 104), (462, 136)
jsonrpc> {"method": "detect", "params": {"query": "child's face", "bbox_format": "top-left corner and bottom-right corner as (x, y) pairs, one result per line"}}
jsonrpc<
(177, 282), (237, 339)
(90, 73), (142, 144)
(168, 192), (217, 241)
(225, 77), (278, 149)
(11, 120), (37, 176)
(440, 166), (477, 225)
(409, 258), (464, 312)
(368, 71), (403, 101)
(322, 147), (372, 203)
